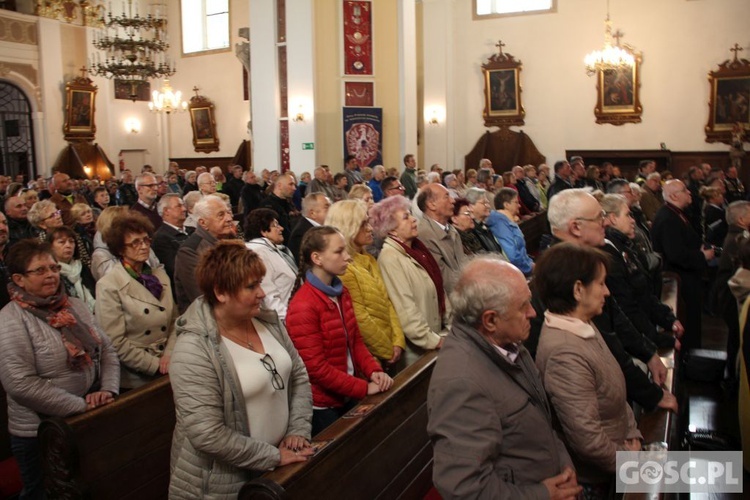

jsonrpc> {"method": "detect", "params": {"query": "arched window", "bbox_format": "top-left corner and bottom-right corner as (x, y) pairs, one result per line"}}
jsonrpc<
(475, 0), (556, 18)
(0, 81), (35, 180)
(181, 0), (230, 55)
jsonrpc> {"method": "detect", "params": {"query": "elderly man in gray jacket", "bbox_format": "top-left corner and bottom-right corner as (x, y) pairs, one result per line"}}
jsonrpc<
(427, 257), (580, 499)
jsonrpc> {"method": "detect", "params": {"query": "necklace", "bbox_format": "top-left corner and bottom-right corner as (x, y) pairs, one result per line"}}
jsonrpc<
(219, 319), (256, 351)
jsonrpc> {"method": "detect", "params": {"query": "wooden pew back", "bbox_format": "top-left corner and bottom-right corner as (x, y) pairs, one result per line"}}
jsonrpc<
(38, 376), (175, 500)
(239, 351), (438, 500)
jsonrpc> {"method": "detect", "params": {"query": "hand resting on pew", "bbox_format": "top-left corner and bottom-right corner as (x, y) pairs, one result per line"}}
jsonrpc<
(85, 390), (115, 410)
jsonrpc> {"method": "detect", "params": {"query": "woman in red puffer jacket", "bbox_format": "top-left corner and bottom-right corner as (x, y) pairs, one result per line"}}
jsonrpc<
(286, 226), (393, 435)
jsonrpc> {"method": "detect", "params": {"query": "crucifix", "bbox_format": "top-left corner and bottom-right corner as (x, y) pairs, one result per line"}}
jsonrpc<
(495, 40), (505, 56)
(730, 43), (743, 61)
(78, 66), (89, 78)
(612, 30), (624, 47)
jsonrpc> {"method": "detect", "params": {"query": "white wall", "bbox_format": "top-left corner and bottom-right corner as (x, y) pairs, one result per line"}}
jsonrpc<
(422, 0), (750, 170)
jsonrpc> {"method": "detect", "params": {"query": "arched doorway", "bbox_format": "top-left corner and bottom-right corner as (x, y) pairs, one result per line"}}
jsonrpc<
(0, 81), (36, 182)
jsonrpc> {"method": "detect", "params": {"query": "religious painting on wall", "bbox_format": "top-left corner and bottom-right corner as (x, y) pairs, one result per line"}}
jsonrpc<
(344, 81), (374, 107)
(594, 48), (642, 125)
(63, 71), (97, 141)
(343, 1), (373, 76)
(114, 80), (150, 102)
(482, 41), (524, 128)
(189, 91), (220, 153)
(705, 44), (750, 145)
(343, 107), (382, 169)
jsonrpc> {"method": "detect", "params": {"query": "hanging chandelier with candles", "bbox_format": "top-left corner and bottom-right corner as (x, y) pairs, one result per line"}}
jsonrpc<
(584, 0), (634, 76)
(149, 79), (188, 114)
(89, 0), (175, 100)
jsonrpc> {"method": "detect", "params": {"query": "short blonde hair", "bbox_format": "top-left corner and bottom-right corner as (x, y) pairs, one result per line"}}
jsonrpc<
(348, 184), (373, 202)
(70, 203), (93, 223)
(325, 200), (369, 255)
(95, 206), (129, 237)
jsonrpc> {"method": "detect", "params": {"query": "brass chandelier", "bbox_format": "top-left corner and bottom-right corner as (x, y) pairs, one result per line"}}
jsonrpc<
(89, 0), (174, 100)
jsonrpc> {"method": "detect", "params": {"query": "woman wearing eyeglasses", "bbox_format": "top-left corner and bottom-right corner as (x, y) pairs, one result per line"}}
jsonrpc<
(169, 241), (313, 498)
(27, 199), (64, 239)
(95, 213), (176, 390)
(0, 239), (120, 499)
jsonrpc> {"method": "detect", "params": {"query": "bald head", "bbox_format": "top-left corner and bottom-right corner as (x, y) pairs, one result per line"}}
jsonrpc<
(663, 180), (691, 209)
(51, 173), (72, 195)
(451, 257), (534, 344)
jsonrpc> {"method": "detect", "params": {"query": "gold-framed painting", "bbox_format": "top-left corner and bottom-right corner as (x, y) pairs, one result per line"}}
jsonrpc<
(705, 44), (750, 145)
(189, 92), (220, 153)
(594, 48), (643, 125)
(63, 73), (97, 141)
(482, 41), (524, 128)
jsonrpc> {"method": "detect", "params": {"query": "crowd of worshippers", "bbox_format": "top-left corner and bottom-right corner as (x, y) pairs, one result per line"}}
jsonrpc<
(0, 154), (748, 499)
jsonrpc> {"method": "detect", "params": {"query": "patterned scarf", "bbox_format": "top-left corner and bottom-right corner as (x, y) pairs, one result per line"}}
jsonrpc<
(8, 281), (101, 370)
(121, 260), (163, 299)
(392, 236), (446, 317)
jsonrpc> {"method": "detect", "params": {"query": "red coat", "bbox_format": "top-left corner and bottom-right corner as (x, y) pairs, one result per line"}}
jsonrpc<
(286, 281), (382, 408)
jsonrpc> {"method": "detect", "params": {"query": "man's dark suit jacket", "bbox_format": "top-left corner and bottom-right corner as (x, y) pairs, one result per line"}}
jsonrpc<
(287, 217), (314, 263)
(152, 224), (194, 283)
(130, 202), (163, 230)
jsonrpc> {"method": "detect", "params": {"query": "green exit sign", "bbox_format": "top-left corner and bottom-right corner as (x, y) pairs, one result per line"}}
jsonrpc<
(302, 143), (315, 150)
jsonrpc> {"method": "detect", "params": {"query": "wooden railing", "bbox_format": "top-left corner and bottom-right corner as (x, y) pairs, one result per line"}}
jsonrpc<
(622, 273), (683, 500)
(238, 351), (439, 500)
(38, 376), (174, 500)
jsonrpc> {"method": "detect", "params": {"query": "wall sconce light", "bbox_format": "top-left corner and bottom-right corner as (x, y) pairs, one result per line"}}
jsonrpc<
(426, 106), (444, 126)
(124, 118), (142, 134)
(83, 165), (93, 178)
(293, 105), (305, 122)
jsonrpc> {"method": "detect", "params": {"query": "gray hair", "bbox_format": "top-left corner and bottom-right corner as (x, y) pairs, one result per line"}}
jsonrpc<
(548, 188), (594, 231)
(182, 190), (203, 212)
(135, 173), (155, 189)
(301, 192), (326, 216)
(476, 168), (493, 186)
(465, 187), (488, 205)
(727, 201), (750, 226)
(197, 172), (214, 186)
(599, 193), (628, 216)
(450, 256), (520, 326)
(27, 199), (57, 228)
(185, 171), (197, 182)
(426, 172), (441, 183)
(647, 172), (662, 181)
(193, 195), (224, 220)
(157, 193), (182, 216)
(444, 173), (456, 185)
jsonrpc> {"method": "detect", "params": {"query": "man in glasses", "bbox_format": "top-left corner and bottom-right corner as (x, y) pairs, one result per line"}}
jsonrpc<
(130, 174), (163, 230)
(529, 188), (677, 414)
(380, 176), (406, 199)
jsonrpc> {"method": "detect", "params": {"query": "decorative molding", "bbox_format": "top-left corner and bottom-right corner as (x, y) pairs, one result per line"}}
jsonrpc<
(0, 16), (38, 45)
(0, 62), (38, 85)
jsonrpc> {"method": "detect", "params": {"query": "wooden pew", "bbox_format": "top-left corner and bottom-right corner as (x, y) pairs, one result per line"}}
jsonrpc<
(239, 351), (439, 500)
(519, 211), (548, 257)
(0, 384), (22, 497)
(38, 376), (175, 500)
(622, 273), (683, 500)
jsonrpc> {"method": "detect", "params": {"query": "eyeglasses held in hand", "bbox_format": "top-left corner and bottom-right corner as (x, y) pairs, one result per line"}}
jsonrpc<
(260, 353), (285, 391)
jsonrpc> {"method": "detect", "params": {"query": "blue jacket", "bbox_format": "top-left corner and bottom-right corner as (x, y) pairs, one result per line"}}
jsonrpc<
(485, 211), (533, 275)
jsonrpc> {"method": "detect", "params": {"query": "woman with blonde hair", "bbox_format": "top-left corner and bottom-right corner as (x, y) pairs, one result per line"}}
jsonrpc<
(348, 184), (374, 209)
(325, 200), (406, 370)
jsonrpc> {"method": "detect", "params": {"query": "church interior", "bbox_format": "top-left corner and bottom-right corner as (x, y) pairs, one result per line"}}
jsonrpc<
(0, 0), (747, 180)
(0, 0), (749, 499)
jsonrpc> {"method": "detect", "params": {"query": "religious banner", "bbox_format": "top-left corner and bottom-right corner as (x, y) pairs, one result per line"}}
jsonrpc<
(343, 107), (382, 169)
(343, 1), (373, 75)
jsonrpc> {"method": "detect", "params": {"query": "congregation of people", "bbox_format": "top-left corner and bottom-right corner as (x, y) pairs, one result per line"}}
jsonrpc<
(0, 154), (748, 499)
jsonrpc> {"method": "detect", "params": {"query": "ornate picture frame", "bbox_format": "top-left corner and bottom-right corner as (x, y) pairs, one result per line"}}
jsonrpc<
(189, 91), (220, 154)
(114, 80), (150, 102)
(705, 44), (750, 145)
(344, 81), (375, 107)
(63, 71), (97, 141)
(482, 41), (524, 128)
(594, 47), (643, 125)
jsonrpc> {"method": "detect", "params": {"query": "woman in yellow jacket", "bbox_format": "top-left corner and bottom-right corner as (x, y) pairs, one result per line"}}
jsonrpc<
(325, 200), (406, 372)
